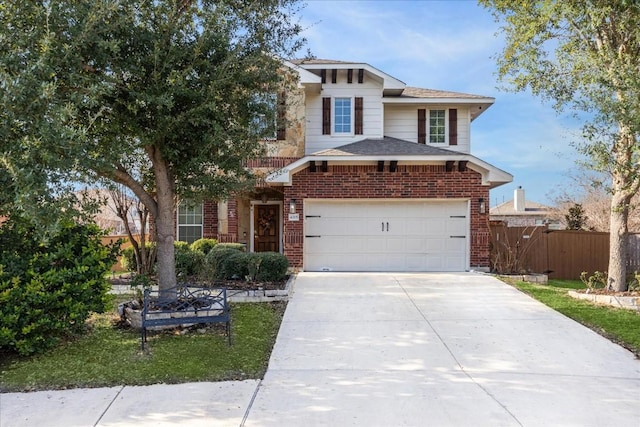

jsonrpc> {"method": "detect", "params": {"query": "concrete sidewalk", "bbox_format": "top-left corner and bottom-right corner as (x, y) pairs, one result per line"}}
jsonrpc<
(1, 380), (260, 427)
(2, 272), (640, 426)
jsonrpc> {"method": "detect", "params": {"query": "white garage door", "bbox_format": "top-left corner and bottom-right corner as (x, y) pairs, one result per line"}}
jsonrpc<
(304, 200), (469, 272)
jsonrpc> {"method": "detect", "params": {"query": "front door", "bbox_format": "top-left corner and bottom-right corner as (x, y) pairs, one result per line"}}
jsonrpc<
(254, 204), (280, 252)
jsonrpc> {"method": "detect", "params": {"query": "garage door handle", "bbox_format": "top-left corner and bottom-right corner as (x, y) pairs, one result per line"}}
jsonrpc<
(386, 222), (389, 232)
(381, 222), (384, 232)
(305, 235), (321, 238)
(450, 235), (466, 238)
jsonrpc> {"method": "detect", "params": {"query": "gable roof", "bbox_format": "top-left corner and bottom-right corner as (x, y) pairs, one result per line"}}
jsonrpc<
(291, 58), (406, 94)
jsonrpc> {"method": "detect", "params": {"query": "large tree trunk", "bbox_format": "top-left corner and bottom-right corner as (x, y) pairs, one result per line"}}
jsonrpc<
(150, 148), (177, 295)
(608, 190), (630, 292)
(608, 125), (636, 292)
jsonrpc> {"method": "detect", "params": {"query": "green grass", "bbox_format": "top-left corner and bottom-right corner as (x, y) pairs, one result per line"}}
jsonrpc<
(0, 297), (286, 392)
(506, 278), (640, 356)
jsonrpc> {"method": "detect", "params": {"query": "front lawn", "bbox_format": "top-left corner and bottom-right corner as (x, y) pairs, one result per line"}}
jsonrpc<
(0, 296), (286, 392)
(506, 278), (640, 357)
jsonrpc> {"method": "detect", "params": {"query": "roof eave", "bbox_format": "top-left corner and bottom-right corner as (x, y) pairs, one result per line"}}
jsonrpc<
(297, 62), (406, 92)
(265, 154), (513, 188)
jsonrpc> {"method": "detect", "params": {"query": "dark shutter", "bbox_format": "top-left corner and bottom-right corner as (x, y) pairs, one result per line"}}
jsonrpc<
(321, 69), (326, 84)
(449, 109), (457, 145)
(347, 69), (353, 84)
(331, 69), (337, 84)
(276, 91), (286, 140)
(355, 97), (363, 135)
(358, 68), (364, 83)
(418, 109), (426, 144)
(322, 97), (331, 135)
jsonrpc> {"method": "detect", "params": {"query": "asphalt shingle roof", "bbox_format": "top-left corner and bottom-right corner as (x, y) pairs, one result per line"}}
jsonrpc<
(400, 87), (492, 100)
(312, 137), (460, 156)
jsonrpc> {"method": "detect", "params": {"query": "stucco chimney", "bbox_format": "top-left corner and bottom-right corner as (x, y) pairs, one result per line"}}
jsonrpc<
(514, 186), (525, 212)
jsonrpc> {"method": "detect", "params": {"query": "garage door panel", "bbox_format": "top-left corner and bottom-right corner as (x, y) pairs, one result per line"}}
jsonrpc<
(304, 200), (468, 272)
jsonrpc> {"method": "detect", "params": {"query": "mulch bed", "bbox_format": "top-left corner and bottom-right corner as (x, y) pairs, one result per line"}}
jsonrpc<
(110, 275), (288, 291)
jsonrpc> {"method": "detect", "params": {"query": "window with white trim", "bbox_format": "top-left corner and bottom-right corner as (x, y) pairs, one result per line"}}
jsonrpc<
(177, 202), (203, 244)
(429, 109), (446, 143)
(334, 97), (352, 134)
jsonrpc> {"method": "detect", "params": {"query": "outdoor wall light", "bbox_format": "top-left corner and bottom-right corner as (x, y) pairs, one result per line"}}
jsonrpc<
(479, 198), (486, 214)
(289, 199), (297, 214)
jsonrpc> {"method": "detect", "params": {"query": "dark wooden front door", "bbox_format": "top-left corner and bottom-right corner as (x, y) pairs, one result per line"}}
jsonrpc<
(254, 204), (280, 252)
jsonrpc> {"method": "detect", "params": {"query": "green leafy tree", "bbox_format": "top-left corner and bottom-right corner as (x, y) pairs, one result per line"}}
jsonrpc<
(480, 0), (640, 291)
(0, 1), (304, 293)
(565, 203), (588, 230)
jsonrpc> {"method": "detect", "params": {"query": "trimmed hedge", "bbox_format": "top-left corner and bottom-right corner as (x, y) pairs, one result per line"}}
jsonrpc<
(254, 252), (289, 281)
(121, 238), (287, 283)
(190, 238), (218, 254)
(214, 242), (246, 252)
(175, 242), (204, 278)
(204, 248), (288, 281)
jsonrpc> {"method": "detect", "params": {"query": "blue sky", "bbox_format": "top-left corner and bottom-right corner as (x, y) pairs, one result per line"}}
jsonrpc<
(296, 0), (582, 207)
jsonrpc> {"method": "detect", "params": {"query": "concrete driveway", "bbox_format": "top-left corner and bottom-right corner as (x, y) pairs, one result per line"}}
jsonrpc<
(244, 272), (640, 426)
(2, 272), (639, 427)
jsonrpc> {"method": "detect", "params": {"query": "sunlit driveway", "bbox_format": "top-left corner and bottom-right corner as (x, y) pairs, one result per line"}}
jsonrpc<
(244, 272), (640, 427)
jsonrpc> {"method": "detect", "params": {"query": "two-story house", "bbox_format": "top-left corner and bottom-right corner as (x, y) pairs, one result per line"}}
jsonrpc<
(178, 59), (512, 272)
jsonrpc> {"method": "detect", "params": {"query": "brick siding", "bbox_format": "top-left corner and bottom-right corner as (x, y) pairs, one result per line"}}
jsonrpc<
(282, 164), (490, 269)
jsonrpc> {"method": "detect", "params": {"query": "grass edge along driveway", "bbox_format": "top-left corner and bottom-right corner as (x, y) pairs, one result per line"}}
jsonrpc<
(505, 278), (640, 358)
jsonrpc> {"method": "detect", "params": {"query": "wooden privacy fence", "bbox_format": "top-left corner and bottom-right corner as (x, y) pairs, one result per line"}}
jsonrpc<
(489, 223), (640, 280)
(101, 234), (140, 272)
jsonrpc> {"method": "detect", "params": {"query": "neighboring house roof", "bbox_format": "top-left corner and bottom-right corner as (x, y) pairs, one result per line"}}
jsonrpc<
(490, 200), (554, 216)
(266, 137), (512, 188)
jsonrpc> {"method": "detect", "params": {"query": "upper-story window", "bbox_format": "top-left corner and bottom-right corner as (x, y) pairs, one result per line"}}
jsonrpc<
(418, 108), (456, 146)
(429, 110), (446, 143)
(334, 98), (352, 134)
(177, 202), (203, 244)
(323, 96), (363, 136)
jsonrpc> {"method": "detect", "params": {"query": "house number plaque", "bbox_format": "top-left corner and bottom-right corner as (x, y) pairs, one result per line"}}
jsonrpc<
(288, 213), (300, 221)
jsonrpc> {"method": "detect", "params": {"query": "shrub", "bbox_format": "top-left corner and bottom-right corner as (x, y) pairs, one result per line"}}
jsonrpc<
(254, 252), (289, 281)
(213, 242), (246, 252)
(221, 251), (251, 280)
(175, 243), (204, 279)
(190, 238), (218, 255)
(205, 248), (244, 280)
(120, 242), (156, 273)
(0, 219), (119, 355)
